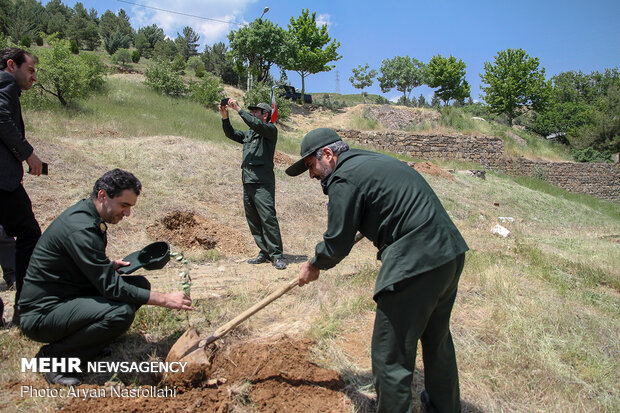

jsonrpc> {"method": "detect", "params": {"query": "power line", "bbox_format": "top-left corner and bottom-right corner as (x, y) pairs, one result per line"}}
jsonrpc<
(116, 0), (245, 26)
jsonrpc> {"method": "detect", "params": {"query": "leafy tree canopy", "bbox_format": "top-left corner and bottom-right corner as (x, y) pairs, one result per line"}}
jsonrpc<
(480, 48), (551, 125)
(282, 8), (341, 99)
(377, 55), (425, 104)
(427, 54), (470, 105)
(349, 63), (377, 103)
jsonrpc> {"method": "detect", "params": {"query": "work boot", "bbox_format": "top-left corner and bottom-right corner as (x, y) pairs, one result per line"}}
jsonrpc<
(44, 372), (81, 386)
(273, 258), (287, 270)
(247, 254), (269, 264)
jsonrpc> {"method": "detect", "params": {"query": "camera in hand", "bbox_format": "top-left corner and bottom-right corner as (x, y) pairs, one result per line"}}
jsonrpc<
(220, 98), (229, 106)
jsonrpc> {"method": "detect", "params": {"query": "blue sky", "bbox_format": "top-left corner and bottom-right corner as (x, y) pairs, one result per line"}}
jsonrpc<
(53, 0), (619, 102)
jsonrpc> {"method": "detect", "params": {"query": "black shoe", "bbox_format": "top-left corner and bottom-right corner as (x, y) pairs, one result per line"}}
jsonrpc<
(247, 254), (269, 264)
(273, 258), (287, 270)
(44, 372), (81, 386)
(420, 389), (431, 412)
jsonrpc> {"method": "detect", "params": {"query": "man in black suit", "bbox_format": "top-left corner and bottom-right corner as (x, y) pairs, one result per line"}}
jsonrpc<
(0, 48), (44, 326)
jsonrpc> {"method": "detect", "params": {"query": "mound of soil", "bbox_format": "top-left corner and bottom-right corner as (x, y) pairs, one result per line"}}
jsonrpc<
(273, 150), (295, 168)
(61, 337), (349, 412)
(365, 105), (440, 130)
(148, 211), (249, 256)
(409, 161), (455, 181)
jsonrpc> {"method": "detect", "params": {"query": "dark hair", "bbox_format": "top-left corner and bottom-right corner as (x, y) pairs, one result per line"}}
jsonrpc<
(91, 169), (142, 199)
(0, 48), (35, 71)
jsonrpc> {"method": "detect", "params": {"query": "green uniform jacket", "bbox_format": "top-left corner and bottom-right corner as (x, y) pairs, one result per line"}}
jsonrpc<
(311, 149), (469, 298)
(222, 110), (277, 184)
(18, 199), (151, 316)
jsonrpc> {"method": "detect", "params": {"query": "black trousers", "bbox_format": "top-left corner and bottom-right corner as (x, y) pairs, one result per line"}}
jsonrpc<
(20, 276), (151, 361)
(0, 185), (41, 305)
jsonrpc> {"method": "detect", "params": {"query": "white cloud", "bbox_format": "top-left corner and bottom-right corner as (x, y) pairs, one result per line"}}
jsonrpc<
(316, 13), (333, 29)
(128, 0), (257, 48)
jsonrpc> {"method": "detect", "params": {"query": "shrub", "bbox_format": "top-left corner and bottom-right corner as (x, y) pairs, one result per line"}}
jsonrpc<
(35, 36), (106, 106)
(572, 147), (613, 163)
(195, 64), (206, 78)
(188, 73), (223, 108)
(144, 59), (187, 98)
(70, 39), (79, 54)
(20, 35), (31, 48)
(112, 49), (132, 67)
(35, 34), (44, 46)
(131, 50), (140, 64)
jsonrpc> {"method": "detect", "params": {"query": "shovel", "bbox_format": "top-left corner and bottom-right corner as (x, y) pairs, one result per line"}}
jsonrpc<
(166, 233), (365, 365)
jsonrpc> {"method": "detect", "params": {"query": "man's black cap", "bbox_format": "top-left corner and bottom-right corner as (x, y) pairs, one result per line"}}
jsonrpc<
(118, 241), (170, 274)
(285, 128), (342, 176)
(247, 102), (271, 115)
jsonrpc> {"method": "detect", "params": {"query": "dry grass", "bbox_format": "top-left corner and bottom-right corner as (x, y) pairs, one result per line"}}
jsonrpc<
(0, 77), (618, 412)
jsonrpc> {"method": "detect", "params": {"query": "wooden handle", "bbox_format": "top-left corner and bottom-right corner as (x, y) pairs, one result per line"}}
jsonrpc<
(199, 277), (299, 347)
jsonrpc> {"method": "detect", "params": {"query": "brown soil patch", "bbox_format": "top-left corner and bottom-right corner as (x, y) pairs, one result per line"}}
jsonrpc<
(409, 161), (456, 181)
(60, 337), (349, 413)
(273, 150), (295, 168)
(147, 210), (250, 256)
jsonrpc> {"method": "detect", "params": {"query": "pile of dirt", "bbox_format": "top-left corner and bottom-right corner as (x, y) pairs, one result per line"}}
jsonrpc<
(365, 105), (440, 130)
(148, 211), (250, 255)
(273, 150), (295, 168)
(60, 337), (350, 412)
(409, 161), (456, 181)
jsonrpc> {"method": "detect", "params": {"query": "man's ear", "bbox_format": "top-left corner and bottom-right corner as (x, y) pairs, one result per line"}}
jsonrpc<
(97, 189), (108, 202)
(5, 59), (16, 73)
(322, 147), (335, 161)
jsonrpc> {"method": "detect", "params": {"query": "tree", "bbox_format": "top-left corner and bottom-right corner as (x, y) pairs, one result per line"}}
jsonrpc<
(228, 18), (287, 84)
(418, 94), (426, 107)
(480, 48), (551, 125)
(426, 54), (470, 105)
(103, 30), (131, 55)
(35, 36), (105, 106)
(135, 24), (165, 59)
(282, 9), (341, 99)
(175, 26), (200, 62)
(188, 72), (223, 107)
(377, 55), (425, 103)
(152, 38), (177, 61)
(6, 0), (44, 44)
(144, 59), (187, 97)
(349, 63), (377, 103)
(112, 48), (132, 67)
(202, 42), (239, 86)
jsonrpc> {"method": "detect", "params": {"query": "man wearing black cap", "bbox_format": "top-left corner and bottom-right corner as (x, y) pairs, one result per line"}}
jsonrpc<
(219, 98), (286, 270)
(286, 128), (468, 413)
(18, 169), (193, 386)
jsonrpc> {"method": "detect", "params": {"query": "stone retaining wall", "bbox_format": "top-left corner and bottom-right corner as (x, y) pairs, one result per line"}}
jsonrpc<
(336, 129), (619, 201)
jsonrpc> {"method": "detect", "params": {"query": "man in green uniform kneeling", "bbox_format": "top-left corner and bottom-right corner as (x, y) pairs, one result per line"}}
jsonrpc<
(286, 128), (468, 413)
(219, 99), (286, 270)
(18, 169), (193, 386)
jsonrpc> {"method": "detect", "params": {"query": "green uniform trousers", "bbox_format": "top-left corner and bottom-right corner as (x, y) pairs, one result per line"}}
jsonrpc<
(243, 182), (283, 260)
(372, 253), (465, 413)
(20, 276), (150, 361)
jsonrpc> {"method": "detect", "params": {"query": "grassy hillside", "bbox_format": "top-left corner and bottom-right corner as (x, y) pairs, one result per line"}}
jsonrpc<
(0, 76), (618, 412)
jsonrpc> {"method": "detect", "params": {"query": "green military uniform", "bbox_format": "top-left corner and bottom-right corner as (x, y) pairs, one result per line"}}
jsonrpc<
(311, 149), (469, 413)
(18, 198), (151, 361)
(222, 110), (284, 261)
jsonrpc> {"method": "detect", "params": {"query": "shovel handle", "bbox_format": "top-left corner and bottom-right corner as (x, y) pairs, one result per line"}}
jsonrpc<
(199, 277), (299, 348)
(198, 234), (365, 348)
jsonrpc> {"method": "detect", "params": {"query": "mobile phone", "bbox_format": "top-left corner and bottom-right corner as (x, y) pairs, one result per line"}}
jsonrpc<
(220, 98), (229, 106)
(28, 162), (48, 175)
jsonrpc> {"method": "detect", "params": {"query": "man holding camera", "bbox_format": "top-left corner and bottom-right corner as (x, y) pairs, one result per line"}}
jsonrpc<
(0, 48), (44, 326)
(219, 98), (286, 270)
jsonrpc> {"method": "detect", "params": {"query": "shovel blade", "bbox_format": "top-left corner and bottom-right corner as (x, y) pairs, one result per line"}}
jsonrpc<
(166, 326), (205, 363)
